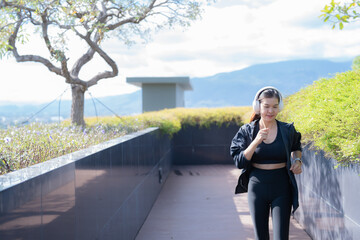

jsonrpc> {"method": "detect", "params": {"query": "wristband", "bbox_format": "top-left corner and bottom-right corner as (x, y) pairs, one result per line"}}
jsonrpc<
(294, 158), (302, 164)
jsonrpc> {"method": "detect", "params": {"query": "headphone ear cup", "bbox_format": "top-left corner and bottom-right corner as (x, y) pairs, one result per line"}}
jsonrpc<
(253, 100), (260, 114)
(279, 100), (284, 111)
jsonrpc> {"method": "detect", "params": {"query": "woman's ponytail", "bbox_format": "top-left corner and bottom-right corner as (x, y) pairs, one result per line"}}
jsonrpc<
(249, 112), (260, 122)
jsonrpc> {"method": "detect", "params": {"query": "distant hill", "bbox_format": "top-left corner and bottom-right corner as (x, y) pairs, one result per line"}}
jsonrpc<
(0, 59), (352, 126)
(186, 59), (352, 107)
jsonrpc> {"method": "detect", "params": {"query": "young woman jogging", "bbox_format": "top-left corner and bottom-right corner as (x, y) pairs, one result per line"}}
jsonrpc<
(230, 86), (303, 240)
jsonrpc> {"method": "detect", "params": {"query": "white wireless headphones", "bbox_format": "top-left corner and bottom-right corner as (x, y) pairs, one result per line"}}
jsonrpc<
(252, 86), (284, 114)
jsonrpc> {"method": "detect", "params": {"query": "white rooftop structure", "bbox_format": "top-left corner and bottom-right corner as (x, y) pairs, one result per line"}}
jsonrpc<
(126, 77), (192, 112)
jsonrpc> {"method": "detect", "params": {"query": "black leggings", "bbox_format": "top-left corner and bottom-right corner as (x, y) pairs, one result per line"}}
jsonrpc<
(248, 167), (292, 240)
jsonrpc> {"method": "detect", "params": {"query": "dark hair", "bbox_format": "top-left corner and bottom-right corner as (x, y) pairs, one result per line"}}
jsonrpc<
(249, 112), (261, 122)
(249, 88), (281, 122)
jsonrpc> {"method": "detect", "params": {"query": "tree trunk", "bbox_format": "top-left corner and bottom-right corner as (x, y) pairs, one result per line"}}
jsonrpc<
(71, 84), (86, 126)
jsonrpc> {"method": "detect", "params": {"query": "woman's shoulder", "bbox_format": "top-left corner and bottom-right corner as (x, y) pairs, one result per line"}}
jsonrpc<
(240, 119), (258, 131)
(277, 120), (300, 134)
(235, 121), (256, 137)
(277, 120), (295, 128)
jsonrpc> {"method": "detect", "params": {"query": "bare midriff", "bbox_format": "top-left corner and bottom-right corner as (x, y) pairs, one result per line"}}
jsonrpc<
(252, 162), (286, 170)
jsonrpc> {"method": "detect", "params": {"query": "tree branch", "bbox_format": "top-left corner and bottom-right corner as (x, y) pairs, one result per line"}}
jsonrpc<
(40, 9), (77, 85)
(71, 47), (96, 77)
(106, 0), (157, 30)
(73, 29), (118, 87)
(8, 13), (62, 76)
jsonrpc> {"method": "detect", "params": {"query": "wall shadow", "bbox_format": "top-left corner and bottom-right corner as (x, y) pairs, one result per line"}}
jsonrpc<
(295, 145), (360, 239)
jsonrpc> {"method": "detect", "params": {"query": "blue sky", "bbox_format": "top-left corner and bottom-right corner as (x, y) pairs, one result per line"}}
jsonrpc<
(1, 0), (360, 104)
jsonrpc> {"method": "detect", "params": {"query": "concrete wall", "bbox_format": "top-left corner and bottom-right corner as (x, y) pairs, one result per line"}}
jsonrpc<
(295, 145), (360, 240)
(0, 128), (172, 240)
(175, 84), (185, 107)
(142, 84), (177, 112)
(172, 123), (239, 165)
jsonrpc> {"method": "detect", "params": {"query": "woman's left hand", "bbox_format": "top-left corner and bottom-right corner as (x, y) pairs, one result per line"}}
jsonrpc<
(290, 161), (302, 174)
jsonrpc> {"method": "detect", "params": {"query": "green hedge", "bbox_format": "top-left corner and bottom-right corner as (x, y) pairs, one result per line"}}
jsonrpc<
(86, 107), (251, 136)
(0, 106), (251, 175)
(278, 70), (360, 165)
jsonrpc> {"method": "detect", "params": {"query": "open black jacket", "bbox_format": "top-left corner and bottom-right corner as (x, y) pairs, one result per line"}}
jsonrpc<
(230, 119), (302, 213)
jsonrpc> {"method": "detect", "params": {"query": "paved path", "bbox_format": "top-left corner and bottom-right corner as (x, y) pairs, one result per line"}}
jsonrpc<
(136, 165), (311, 240)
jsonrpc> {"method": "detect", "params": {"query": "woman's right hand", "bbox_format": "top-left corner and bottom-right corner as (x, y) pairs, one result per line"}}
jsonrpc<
(244, 128), (269, 161)
(254, 128), (269, 144)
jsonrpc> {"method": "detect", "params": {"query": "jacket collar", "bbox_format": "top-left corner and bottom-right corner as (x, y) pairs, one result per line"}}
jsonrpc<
(249, 119), (287, 147)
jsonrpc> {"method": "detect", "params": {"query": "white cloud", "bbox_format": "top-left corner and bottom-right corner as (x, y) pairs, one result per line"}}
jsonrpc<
(1, 0), (359, 103)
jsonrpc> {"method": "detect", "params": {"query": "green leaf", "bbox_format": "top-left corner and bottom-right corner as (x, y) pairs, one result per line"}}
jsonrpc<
(341, 16), (349, 22)
(323, 5), (330, 13)
(324, 16), (330, 22)
(339, 22), (344, 29)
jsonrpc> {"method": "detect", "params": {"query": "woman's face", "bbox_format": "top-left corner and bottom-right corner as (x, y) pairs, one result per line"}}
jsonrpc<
(259, 97), (280, 122)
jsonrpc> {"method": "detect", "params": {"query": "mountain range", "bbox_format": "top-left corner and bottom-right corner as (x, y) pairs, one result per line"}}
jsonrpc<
(186, 59), (352, 107)
(0, 59), (353, 127)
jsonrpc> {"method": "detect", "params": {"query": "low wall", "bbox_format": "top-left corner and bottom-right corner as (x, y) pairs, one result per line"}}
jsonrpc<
(295, 145), (360, 239)
(0, 128), (172, 240)
(4, 123), (358, 240)
(172, 123), (239, 165)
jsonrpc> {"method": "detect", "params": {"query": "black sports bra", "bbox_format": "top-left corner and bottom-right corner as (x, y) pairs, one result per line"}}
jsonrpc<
(251, 122), (287, 164)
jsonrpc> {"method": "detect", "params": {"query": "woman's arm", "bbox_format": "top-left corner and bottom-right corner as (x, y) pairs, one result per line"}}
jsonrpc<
(290, 150), (302, 174)
(244, 128), (269, 160)
(231, 125), (271, 169)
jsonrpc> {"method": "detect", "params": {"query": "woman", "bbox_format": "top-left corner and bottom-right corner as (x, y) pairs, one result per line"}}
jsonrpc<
(230, 86), (302, 240)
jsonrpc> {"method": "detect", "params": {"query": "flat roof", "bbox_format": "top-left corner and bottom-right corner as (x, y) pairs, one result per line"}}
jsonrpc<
(126, 77), (192, 91)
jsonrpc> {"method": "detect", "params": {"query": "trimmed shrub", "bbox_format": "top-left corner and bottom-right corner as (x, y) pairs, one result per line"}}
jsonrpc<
(278, 70), (360, 165)
(86, 107), (251, 136)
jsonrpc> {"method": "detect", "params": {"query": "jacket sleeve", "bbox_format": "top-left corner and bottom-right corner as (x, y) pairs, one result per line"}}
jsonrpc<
(291, 124), (302, 152)
(230, 126), (251, 169)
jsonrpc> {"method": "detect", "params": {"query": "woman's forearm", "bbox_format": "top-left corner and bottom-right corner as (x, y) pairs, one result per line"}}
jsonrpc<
(291, 151), (302, 161)
(244, 140), (260, 161)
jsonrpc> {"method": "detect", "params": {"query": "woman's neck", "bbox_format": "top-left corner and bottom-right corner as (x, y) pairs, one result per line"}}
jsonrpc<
(260, 118), (276, 129)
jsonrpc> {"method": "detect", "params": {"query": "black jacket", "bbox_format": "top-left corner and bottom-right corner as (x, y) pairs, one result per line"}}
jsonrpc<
(230, 119), (302, 213)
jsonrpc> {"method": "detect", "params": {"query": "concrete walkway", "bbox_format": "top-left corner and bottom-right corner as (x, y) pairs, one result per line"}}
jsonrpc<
(136, 165), (311, 240)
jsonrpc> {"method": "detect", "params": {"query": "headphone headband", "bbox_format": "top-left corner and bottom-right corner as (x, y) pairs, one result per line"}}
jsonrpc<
(252, 86), (283, 114)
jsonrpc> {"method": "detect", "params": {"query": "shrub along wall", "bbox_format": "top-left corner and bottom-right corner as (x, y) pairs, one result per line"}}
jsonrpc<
(0, 106), (251, 175)
(279, 70), (360, 239)
(278, 70), (360, 166)
(86, 106), (251, 137)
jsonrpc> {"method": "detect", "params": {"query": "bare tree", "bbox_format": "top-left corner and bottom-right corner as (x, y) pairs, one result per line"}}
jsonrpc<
(0, 0), (208, 125)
